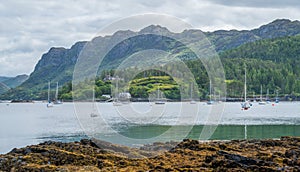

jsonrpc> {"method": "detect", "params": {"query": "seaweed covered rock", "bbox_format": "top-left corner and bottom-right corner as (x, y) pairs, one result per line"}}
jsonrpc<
(0, 137), (299, 171)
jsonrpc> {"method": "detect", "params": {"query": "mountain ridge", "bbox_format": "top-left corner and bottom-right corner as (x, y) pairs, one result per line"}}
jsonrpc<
(1, 19), (300, 100)
(206, 19), (300, 52)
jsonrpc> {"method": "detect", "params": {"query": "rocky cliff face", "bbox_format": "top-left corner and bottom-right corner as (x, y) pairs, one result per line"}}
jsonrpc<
(34, 42), (85, 72)
(22, 41), (86, 90)
(207, 19), (300, 52)
(0, 41), (86, 99)
(252, 19), (300, 39)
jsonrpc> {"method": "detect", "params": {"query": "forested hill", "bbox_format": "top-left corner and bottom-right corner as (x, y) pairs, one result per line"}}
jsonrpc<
(221, 35), (300, 97)
(221, 35), (300, 63)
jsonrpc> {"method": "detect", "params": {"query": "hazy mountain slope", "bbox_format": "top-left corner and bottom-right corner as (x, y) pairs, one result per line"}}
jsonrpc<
(0, 76), (11, 82)
(0, 75), (28, 95)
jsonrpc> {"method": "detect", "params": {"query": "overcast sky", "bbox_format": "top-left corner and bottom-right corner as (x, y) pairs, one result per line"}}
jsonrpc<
(1, 0), (300, 77)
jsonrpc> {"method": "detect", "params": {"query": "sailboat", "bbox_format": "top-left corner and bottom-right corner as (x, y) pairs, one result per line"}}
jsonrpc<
(90, 87), (98, 117)
(113, 98), (122, 106)
(258, 85), (266, 105)
(241, 65), (251, 110)
(253, 91), (257, 102)
(53, 82), (62, 104)
(266, 88), (270, 104)
(207, 80), (214, 105)
(190, 82), (196, 104)
(113, 77), (122, 106)
(155, 85), (165, 105)
(47, 81), (54, 108)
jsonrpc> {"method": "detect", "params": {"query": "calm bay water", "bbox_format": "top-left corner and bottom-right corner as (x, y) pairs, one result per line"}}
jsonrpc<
(0, 102), (299, 153)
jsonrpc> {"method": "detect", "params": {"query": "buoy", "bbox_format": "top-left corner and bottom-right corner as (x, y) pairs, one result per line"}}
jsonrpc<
(272, 104), (275, 106)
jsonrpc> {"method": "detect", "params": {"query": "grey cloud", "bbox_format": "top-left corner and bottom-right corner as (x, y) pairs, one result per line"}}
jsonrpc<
(0, 0), (300, 76)
(208, 0), (300, 9)
(138, 0), (169, 8)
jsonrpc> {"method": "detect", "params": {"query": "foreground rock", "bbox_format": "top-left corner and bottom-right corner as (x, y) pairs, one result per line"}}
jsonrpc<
(0, 137), (299, 171)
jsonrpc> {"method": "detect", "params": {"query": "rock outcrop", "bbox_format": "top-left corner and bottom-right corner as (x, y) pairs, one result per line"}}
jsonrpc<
(0, 136), (299, 171)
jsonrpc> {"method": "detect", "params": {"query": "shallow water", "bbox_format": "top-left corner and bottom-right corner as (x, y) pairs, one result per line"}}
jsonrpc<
(0, 102), (299, 153)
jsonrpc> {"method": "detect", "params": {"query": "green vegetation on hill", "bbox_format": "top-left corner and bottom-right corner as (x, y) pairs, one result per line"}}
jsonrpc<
(129, 76), (180, 100)
(59, 73), (182, 101)
(221, 35), (300, 97)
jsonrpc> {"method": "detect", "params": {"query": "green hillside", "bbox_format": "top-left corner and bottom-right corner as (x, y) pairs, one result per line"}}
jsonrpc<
(220, 35), (300, 97)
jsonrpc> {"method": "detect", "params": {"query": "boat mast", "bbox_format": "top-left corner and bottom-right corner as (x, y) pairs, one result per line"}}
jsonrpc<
(92, 86), (95, 102)
(260, 85), (263, 102)
(48, 81), (51, 103)
(244, 65), (247, 102)
(190, 82), (193, 100)
(209, 80), (212, 102)
(55, 82), (59, 100)
(115, 76), (119, 101)
(157, 85), (160, 100)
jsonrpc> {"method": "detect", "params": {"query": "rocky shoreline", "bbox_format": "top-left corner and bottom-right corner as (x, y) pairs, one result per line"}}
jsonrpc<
(0, 136), (299, 171)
